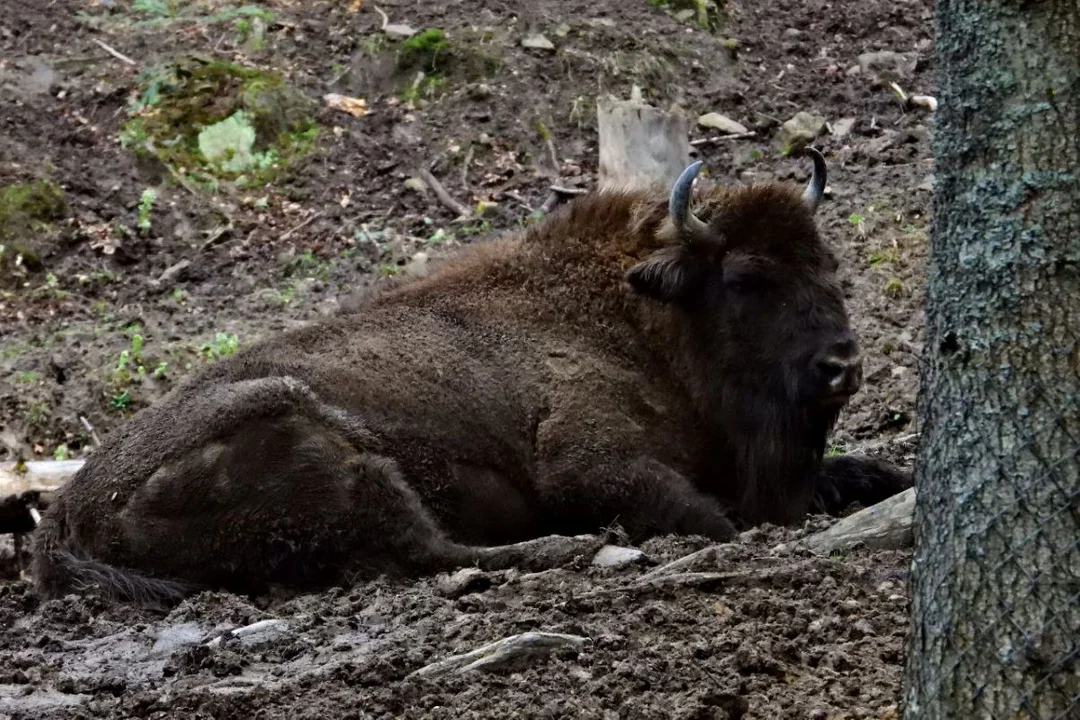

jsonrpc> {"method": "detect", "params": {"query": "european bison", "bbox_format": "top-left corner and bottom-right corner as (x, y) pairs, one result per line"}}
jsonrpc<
(32, 149), (910, 604)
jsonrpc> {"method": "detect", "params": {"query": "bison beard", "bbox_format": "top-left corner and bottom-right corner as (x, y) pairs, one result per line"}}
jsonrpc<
(30, 150), (911, 605)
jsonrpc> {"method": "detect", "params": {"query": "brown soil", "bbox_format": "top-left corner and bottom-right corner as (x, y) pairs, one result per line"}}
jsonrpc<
(0, 0), (934, 717)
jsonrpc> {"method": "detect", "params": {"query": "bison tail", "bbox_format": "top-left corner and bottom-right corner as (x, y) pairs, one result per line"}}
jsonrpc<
(31, 512), (192, 607)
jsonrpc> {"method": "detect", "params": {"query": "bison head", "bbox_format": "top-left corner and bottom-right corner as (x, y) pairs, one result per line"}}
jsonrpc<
(626, 149), (862, 523)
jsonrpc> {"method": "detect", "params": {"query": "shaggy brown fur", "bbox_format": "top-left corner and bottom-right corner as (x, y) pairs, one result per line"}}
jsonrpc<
(31, 177), (910, 604)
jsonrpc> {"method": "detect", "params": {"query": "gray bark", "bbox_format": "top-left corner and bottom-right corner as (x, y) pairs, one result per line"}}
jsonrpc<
(903, 2), (1080, 719)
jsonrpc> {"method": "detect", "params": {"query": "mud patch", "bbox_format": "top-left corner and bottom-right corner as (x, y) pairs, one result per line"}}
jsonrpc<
(0, 526), (910, 719)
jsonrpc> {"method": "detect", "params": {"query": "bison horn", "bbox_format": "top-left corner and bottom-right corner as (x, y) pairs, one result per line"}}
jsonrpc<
(802, 147), (827, 214)
(669, 161), (712, 243)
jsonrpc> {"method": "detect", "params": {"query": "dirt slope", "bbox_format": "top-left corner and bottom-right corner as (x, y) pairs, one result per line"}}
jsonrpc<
(0, 0), (934, 717)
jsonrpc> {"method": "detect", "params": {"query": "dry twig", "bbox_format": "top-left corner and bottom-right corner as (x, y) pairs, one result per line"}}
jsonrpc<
(280, 210), (326, 242)
(92, 38), (137, 66)
(78, 416), (102, 449)
(419, 168), (472, 218)
(690, 131), (758, 146)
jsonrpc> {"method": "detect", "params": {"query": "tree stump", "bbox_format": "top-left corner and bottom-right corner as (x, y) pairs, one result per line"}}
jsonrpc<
(596, 87), (692, 191)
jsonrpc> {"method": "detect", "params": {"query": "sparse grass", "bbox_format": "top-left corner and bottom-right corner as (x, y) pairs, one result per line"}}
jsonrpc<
(826, 443), (847, 457)
(647, 0), (727, 32)
(14, 370), (41, 384)
(884, 277), (905, 298)
(85, 0), (274, 31)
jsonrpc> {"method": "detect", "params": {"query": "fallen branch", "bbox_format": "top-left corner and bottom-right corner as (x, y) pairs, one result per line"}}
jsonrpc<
(419, 168), (471, 218)
(690, 131), (758, 146)
(92, 38), (137, 66)
(639, 546), (719, 581)
(371, 3), (389, 29)
(574, 560), (828, 601)
(544, 136), (560, 174)
(79, 416), (102, 449)
(774, 487), (916, 556)
(280, 210), (326, 242)
(409, 632), (588, 678)
(549, 185), (587, 196)
(538, 192), (561, 215)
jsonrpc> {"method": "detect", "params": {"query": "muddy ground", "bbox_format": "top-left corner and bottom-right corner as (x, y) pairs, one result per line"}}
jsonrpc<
(1, 0), (935, 717)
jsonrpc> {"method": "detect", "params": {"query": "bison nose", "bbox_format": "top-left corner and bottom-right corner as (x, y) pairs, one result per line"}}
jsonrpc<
(813, 335), (863, 402)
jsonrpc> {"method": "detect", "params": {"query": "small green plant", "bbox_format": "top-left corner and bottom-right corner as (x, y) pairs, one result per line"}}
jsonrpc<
(53, 443), (70, 461)
(459, 219), (492, 237)
(14, 370), (41, 384)
(748, 148), (763, 161)
(826, 443), (847, 457)
(137, 188), (156, 234)
(284, 249), (330, 280)
(26, 401), (49, 426)
(199, 332), (240, 361)
(31, 272), (68, 301)
(867, 248), (901, 268)
(110, 389), (132, 410)
(884, 277), (904, 298)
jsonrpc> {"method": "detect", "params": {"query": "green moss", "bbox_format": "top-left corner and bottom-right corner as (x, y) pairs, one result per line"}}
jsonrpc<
(393, 28), (501, 89)
(0, 180), (67, 273)
(119, 57), (318, 190)
(399, 29), (449, 71)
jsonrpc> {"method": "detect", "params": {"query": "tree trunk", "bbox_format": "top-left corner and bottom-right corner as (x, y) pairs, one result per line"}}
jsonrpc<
(903, 2), (1079, 718)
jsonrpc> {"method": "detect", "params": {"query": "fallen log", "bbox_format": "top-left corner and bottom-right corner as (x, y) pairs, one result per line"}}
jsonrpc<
(0, 459), (83, 534)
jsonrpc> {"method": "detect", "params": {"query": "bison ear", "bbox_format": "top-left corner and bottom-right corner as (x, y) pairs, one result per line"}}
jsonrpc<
(626, 246), (698, 303)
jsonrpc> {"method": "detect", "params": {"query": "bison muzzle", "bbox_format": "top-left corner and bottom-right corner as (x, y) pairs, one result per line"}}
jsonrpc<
(31, 148), (910, 605)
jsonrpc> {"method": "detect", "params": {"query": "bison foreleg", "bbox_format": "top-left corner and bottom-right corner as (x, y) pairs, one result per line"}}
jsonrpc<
(812, 455), (913, 515)
(538, 455), (737, 542)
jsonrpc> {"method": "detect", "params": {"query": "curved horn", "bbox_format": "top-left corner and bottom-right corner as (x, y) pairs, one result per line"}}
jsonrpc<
(801, 147), (827, 214)
(669, 161), (712, 243)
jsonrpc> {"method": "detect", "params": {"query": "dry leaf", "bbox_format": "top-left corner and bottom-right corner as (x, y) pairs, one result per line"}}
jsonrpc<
(323, 93), (368, 118)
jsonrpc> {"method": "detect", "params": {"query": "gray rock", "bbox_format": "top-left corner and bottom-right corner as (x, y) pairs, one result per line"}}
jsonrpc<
(408, 632), (589, 677)
(697, 112), (749, 135)
(591, 544), (648, 568)
(392, 123), (422, 147)
(403, 177), (428, 194)
(830, 117), (856, 138)
(522, 34), (555, 51)
(857, 51), (918, 83)
(382, 23), (416, 39)
(436, 567), (491, 598)
(777, 111), (826, 154)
